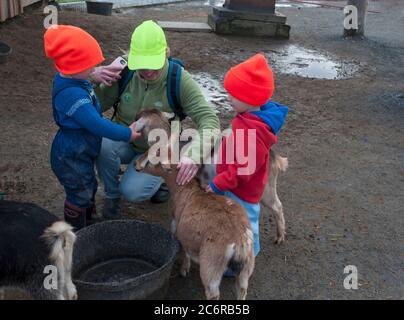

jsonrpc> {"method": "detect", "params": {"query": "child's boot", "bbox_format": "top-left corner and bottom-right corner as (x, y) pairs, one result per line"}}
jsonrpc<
(64, 200), (86, 231)
(86, 205), (102, 225)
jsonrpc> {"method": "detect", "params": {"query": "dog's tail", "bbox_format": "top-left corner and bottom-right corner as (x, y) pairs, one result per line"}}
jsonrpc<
(41, 221), (77, 300)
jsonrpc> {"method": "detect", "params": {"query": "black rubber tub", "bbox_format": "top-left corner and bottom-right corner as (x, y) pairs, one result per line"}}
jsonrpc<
(0, 42), (12, 64)
(86, 1), (113, 16)
(72, 220), (179, 300)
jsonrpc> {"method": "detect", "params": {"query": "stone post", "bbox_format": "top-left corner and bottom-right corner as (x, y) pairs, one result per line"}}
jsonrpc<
(208, 0), (290, 38)
(343, 0), (368, 38)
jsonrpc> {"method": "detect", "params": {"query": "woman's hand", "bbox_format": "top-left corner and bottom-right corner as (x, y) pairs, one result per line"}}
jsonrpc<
(176, 156), (199, 186)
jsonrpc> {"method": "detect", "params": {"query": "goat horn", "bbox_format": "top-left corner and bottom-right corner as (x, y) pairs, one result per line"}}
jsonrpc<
(135, 117), (146, 132)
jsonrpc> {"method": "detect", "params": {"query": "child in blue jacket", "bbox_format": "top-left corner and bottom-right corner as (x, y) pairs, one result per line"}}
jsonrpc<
(44, 25), (140, 230)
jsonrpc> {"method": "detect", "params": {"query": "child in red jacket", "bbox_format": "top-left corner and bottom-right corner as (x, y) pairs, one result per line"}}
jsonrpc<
(206, 53), (288, 262)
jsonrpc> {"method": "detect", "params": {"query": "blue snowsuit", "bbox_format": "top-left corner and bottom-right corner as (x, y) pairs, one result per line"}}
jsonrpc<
(50, 74), (131, 209)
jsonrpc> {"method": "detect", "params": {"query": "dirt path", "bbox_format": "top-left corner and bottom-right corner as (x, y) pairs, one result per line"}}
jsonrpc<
(0, 1), (403, 299)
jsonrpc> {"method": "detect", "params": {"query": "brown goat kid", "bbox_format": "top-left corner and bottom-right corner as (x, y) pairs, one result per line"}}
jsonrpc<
(198, 149), (288, 244)
(136, 147), (255, 300)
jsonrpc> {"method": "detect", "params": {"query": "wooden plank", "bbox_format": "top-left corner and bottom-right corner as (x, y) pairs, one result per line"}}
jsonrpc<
(21, 0), (42, 9)
(0, 1), (6, 22)
(157, 21), (213, 33)
(0, 0), (23, 22)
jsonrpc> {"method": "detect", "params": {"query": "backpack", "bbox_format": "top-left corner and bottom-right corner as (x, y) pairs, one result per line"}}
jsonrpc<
(111, 57), (186, 121)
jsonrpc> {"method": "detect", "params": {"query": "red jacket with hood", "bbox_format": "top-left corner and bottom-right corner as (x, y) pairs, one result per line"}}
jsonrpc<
(210, 101), (288, 203)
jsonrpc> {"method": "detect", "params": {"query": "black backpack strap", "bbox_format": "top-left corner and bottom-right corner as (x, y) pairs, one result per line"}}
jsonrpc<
(167, 59), (186, 121)
(111, 66), (135, 120)
(110, 59), (186, 121)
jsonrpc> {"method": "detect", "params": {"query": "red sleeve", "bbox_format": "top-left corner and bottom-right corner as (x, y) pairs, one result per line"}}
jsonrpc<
(213, 122), (268, 192)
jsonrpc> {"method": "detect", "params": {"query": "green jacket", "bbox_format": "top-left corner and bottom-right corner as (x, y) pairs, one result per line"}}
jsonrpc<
(94, 60), (220, 163)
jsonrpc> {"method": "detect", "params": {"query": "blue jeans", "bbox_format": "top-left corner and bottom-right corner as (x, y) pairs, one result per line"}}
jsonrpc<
(223, 191), (261, 257)
(51, 130), (100, 208)
(95, 138), (164, 202)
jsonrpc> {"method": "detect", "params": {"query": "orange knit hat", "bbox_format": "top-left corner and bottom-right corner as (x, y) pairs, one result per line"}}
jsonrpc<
(44, 25), (105, 75)
(224, 53), (274, 106)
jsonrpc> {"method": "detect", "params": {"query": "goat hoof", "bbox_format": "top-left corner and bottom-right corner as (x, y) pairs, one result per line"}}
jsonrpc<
(274, 234), (285, 244)
(180, 269), (189, 277)
(67, 286), (78, 300)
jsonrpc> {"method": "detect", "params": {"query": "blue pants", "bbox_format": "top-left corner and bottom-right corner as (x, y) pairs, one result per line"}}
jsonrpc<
(51, 152), (98, 209)
(95, 138), (164, 202)
(223, 191), (261, 256)
(51, 130), (99, 209)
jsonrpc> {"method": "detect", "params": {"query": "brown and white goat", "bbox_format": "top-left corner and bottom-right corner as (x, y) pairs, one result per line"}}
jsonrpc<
(136, 146), (255, 300)
(197, 149), (288, 244)
(0, 201), (77, 300)
(135, 109), (288, 244)
(134, 110), (287, 299)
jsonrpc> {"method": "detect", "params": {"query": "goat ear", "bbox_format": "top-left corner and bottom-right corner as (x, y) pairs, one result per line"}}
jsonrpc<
(135, 153), (149, 171)
(162, 112), (175, 121)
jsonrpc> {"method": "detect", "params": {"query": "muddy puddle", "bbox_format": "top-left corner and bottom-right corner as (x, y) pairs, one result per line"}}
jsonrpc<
(201, 0), (319, 8)
(140, 0), (320, 10)
(191, 72), (232, 113)
(203, 0), (225, 6)
(276, 0), (320, 8)
(192, 46), (359, 112)
(267, 45), (360, 80)
(60, 0), (320, 12)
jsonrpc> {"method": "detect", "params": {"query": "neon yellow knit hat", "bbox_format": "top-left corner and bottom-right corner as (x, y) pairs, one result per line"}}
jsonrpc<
(128, 20), (167, 71)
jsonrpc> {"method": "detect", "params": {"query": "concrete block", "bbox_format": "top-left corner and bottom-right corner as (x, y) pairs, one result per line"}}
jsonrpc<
(207, 17), (290, 38)
(212, 6), (287, 24)
(157, 21), (213, 33)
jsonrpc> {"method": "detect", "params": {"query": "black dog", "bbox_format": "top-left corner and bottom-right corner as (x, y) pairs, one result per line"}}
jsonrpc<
(0, 200), (77, 300)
